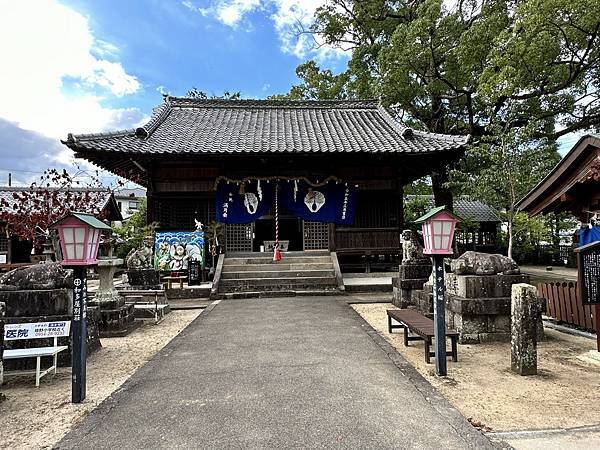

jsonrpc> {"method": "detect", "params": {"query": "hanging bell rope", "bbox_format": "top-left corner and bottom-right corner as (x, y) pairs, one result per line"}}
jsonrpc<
(273, 180), (281, 262)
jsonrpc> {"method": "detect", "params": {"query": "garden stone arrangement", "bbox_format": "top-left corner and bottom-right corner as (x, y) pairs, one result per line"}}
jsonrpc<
(0, 263), (101, 368)
(410, 251), (543, 344)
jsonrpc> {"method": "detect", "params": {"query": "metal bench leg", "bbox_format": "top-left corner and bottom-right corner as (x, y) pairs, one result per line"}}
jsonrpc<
(451, 337), (458, 362)
(388, 314), (392, 333)
(403, 326), (409, 347)
(53, 353), (58, 374)
(36, 356), (41, 387)
(425, 339), (431, 364)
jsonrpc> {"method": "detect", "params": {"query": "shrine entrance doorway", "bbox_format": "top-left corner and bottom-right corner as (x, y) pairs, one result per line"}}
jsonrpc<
(253, 216), (303, 252)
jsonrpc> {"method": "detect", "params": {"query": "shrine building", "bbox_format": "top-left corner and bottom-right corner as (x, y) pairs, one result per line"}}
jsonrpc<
(63, 97), (469, 270)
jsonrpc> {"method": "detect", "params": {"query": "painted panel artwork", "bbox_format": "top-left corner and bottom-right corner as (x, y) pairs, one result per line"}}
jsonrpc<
(154, 231), (204, 271)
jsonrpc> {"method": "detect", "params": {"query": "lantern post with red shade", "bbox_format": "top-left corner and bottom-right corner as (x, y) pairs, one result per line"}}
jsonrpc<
(415, 206), (461, 376)
(49, 212), (111, 403)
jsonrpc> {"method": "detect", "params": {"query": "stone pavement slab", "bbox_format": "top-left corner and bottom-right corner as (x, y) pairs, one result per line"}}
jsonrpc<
(57, 296), (495, 449)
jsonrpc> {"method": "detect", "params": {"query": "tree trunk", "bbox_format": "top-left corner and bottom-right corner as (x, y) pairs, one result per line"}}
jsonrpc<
(507, 217), (513, 260)
(431, 168), (453, 211)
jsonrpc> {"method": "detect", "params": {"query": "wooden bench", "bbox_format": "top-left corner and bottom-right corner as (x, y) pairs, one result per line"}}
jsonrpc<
(163, 275), (186, 289)
(2, 321), (71, 387)
(387, 309), (459, 364)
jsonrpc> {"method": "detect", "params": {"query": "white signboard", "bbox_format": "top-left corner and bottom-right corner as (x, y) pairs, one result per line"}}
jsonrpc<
(0, 254), (6, 264)
(4, 321), (71, 340)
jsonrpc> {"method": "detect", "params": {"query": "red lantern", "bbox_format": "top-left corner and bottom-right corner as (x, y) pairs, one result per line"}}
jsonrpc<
(49, 212), (111, 266)
(415, 206), (461, 255)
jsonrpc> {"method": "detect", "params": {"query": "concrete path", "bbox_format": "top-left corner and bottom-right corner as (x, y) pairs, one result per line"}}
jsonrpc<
(58, 296), (494, 449)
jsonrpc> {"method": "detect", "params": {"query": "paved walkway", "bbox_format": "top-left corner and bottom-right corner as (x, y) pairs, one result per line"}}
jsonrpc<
(58, 296), (494, 449)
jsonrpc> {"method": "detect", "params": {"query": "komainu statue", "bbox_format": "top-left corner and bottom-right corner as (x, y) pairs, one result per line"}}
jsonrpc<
(450, 251), (520, 275)
(126, 235), (154, 270)
(400, 229), (430, 265)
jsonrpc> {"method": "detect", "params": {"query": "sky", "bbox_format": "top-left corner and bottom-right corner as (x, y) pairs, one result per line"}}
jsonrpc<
(0, 0), (588, 188)
(0, 0), (349, 186)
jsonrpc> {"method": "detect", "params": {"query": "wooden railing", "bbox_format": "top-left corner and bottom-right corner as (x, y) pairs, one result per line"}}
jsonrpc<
(334, 228), (399, 254)
(537, 282), (597, 332)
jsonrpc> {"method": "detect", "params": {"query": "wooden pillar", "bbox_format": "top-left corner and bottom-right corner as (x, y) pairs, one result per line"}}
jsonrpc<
(396, 179), (404, 231)
(146, 161), (155, 224)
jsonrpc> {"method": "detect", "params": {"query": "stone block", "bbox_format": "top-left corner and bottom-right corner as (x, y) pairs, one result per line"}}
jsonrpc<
(511, 283), (538, 376)
(0, 262), (72, 290)
(0, 289), (71, 317)
(445, 273), (530, 299)
(399, 264), (432, 280)
(446, 294), (511, 316)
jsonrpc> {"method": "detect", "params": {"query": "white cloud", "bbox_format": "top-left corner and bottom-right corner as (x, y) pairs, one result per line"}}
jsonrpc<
(217, 0), (261, 26)
(0, 0), (141, 140)
(182, 0), (348, 60)
(270, 0), (347, 61)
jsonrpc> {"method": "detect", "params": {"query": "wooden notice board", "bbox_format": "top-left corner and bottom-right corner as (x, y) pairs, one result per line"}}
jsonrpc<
(575, 241), (600, 305)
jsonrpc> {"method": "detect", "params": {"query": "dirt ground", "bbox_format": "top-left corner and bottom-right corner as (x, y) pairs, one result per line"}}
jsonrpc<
(0, 309), (201, 450)
(352, 303), (600, 432)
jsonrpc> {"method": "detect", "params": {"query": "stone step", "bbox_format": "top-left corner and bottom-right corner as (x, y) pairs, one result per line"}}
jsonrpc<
(214, 289), (343, 300)
(223, 262), (334, 272)
(226, 250), (330, 257)
(218, 278), (338, 292)
(219, 276), (338, 287)
(221, 269), (336, 279)
(223, 256), (332, 265)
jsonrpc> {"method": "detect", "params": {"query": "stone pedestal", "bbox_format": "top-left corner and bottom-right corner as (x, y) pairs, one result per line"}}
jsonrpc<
(392, 263), (432, 308)
(89, 257), (140, 338)
(444, 272), (537, 343)
(511, 284), (538, 376)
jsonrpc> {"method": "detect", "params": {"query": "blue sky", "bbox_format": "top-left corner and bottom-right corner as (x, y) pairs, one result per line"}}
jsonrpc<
(0, 0), (587, 187)
(0, 0), (348, 186)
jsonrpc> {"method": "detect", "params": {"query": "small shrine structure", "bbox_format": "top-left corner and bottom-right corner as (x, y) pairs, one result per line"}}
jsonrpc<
(62, 97), (469, 272)
(517, 134), (600, 227)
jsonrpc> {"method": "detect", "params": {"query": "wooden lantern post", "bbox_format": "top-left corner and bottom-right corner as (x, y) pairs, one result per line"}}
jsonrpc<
(49, 212), (111, 403)
(415, 206), (461, 376)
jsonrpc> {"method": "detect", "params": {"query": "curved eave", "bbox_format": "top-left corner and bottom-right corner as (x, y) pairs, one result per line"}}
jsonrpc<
(517, 135), (600, 216)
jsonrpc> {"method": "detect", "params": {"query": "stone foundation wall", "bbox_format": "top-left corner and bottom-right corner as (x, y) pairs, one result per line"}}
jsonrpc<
(411, 272), (544, 344)
(392, 263), (431, 309)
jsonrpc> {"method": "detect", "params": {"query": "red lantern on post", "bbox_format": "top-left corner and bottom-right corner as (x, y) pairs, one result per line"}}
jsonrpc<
(415, 206), (461, 376)
(417, 206), (461, 255)
(49, 212), (111, 403)
(51, 213), (109, 266)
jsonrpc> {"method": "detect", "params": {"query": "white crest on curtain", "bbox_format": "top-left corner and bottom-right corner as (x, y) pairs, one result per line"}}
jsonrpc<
(304, 190), (325, 213)
(244, 192), (259, 214)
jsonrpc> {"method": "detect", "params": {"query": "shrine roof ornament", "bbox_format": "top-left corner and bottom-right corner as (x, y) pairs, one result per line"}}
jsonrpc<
(63, 96), (470, 157)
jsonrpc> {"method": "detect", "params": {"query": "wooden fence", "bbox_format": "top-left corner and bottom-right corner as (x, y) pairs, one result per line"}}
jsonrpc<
(537, 282), (597, 332)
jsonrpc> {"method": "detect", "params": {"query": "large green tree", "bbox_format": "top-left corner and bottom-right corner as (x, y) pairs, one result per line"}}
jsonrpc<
(277, 0), (600, 255)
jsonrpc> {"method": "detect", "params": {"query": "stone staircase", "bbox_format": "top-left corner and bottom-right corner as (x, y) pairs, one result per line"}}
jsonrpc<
(212, 251), (344, 299)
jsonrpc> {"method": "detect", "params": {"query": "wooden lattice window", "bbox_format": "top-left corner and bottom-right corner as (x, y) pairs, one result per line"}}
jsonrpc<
(0, 234), (8, 252)
(303, 221), (329, 250)
(225, 223), (253, 252)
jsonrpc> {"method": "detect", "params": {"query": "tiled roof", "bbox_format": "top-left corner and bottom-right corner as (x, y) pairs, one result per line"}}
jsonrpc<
(406, 195), (502, 223)
(114, 187), (146, 199)
(64, 97), (470, 155)
(0, 187), (116, 217)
